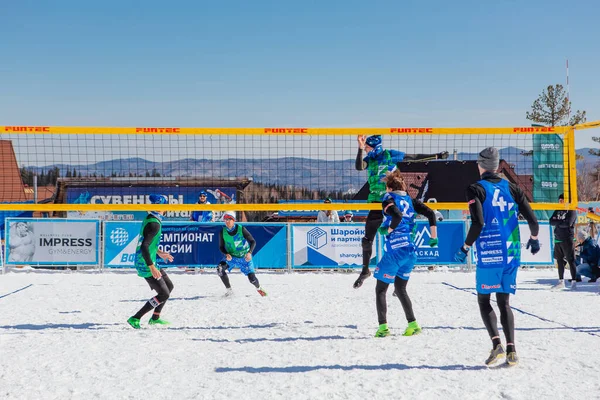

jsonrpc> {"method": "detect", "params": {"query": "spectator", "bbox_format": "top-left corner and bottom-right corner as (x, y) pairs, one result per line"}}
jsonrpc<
(317, 198), (340, 223)
(575, 230), (600, 283)
(549, 193), (578, 289)
(343, 210), (354, 222)
(191, 191), (214, 222)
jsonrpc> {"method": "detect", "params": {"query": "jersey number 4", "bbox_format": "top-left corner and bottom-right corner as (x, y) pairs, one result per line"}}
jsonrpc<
(492, 189), (508, 212)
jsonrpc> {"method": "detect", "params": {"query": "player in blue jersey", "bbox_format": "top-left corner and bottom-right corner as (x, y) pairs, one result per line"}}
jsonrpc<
(454, 147), (540, 367)
(372, 169), (438, 338)
(353, 134), (448, 289)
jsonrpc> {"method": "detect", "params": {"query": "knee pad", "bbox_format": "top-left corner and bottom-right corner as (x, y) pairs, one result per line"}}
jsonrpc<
(361, 237), (373, 252)
(217, 262), (228, 277)
(149, 297), (161, 308)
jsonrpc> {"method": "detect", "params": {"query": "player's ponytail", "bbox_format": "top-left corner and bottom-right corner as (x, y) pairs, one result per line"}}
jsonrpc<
(383, 169), (407, 191)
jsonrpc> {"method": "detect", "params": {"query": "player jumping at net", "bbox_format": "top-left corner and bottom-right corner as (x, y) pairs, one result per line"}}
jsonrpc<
(217, 211), (267, 297)
(127, 194), (175, 329)
(353, 134), (449, 289)
(373, 169), (438, 338)
(453, 147), (540, 367)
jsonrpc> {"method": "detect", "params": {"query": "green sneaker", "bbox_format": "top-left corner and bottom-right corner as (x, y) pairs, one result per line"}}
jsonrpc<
(375, 323), (390, 338)
(148, 318), (170, 326)
(127, 317), (141, 329)
(402, 321), (422, 336)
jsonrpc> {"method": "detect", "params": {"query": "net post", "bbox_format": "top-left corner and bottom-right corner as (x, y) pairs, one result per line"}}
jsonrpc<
(566, 127), (578, 208)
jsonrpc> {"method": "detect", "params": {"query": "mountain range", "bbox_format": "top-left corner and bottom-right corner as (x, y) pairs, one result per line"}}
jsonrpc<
(25, 147), (599, 192)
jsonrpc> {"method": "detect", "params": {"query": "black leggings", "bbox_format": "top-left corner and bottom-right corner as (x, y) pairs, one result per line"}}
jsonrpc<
(133, 270), (174, 319)
(477, 293), (514, 345)
(554, 241), (577, 280)
(145, 270), (174, 314)
(375, 278), (415, 325)
(362, 209), (384, 271)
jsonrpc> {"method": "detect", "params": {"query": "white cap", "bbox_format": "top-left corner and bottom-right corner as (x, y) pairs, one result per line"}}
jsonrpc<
(223, 211), (236, 221)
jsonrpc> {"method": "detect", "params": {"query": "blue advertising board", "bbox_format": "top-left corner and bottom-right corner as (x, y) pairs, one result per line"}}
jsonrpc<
(67, 186), (237, 221)
(103, 221), (287, 269)
(410, 221), (465, 265)
(290, 223), (379, 269)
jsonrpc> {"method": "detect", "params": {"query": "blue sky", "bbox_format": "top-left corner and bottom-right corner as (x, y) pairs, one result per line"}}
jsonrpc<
(1, 0), (599, 150)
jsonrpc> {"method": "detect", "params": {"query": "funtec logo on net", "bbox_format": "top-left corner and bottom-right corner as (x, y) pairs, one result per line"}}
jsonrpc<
(4, 126), (50, 132)
(135, 127), (181, 133)
(264, 128), (308, 134)
(513, 127), (556, 133)
(390, 128), (433, 133)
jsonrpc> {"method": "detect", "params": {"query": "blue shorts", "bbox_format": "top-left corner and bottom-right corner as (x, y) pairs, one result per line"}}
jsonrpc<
(223, 256), (255, 276)
(476, 266), (517, 294)
(374, 249), (417, 284)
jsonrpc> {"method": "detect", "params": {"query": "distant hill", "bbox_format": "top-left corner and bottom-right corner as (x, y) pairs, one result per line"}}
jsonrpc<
(24, 147), (599, 191)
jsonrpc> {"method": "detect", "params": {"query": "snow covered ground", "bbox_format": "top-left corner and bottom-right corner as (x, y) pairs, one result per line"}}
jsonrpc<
(1, 268), (599, 400)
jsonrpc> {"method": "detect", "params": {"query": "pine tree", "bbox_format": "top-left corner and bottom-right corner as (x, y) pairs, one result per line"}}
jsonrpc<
(526, 84), (586, 127)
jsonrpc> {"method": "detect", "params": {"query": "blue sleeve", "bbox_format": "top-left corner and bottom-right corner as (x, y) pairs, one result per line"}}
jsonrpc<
(191, 211), (199, 221)
(389, 150), (405, 163)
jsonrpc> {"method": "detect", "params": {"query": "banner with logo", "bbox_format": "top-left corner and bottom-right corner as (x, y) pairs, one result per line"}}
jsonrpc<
(410, 221), (466, 265)
(4, 218), (99, 265)
(66, 186), (237, 221)
(472, 222), (554, 265)
(533, 134), (564, 203)
(290, 223), (378, 269)
(103, 222), (287, 269)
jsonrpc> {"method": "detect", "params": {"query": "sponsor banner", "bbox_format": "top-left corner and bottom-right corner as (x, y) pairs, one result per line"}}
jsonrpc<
(472, 222), (554, 265)
(103, 222), (287, 269)
(291, 223), (377, 269)
(533, 134), (564, 203)
(66, 187), (237, 221)
(410, 221), (465, 265)
(4, 218), (99, 265)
